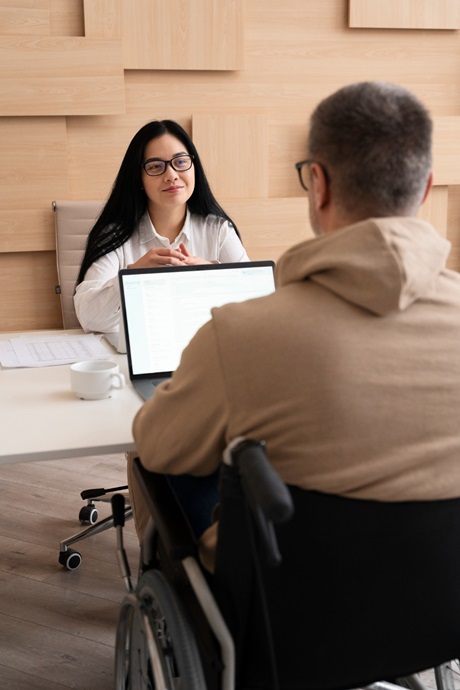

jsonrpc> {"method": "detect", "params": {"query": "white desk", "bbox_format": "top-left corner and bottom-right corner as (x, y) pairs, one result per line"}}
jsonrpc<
(0, 331), (143, 464)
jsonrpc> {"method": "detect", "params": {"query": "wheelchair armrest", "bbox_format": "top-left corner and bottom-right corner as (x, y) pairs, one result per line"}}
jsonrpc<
(226, 439), (294, 568)
(231, 440), (294, 525)
(133, 457), (197, 562)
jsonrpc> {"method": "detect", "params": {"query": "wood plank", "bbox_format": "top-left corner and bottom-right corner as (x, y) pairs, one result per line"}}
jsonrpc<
(0, 208), (54, 252)
(0, 252), (62, 331)
(0, 614), (115, 689)
(0, 574), (119, 646)
(447, 185), (460, 271)
(223, 197), (312, 262)
(0, 666), (70, 690)
(83, 0), (121, 39)
(0, 36), (125, 115)
(121, 0), (243, 70)
(0, 0), (50, 35)
(349, 0), (460, 30)
(432, 117), (460, 186)
(192, 113), (269, 199)
(49, 0), (85, 36)
(0, 118), (68, 209)
(418, 185), (448, 238)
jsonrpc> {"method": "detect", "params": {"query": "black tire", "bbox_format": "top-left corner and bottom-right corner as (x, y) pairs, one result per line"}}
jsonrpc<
(114, 569), (207, 690)
(58, 548), (82, 570)
(79, 504), (98, 524)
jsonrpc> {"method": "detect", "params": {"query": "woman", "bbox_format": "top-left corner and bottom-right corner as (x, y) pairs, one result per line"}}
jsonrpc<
(75, 120), (248, 542)
(74, 119), (249, 334)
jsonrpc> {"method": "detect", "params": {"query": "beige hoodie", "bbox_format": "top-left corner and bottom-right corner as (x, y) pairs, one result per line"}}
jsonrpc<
(133, 217), (460, 567)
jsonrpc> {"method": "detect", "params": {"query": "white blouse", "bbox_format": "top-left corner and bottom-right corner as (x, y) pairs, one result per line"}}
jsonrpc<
(74, 209), (249, 333)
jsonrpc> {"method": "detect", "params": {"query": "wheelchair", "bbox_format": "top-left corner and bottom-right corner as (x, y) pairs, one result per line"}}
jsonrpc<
(111, 438), (460, 690)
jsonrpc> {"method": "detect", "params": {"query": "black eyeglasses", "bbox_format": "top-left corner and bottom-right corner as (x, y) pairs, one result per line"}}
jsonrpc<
(142, 154), (194, 177)
(295, 158), (329, 192)
(295, 159), (314, 191)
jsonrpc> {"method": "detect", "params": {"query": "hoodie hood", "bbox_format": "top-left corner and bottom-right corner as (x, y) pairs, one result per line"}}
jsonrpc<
(275, 217), (451, 316)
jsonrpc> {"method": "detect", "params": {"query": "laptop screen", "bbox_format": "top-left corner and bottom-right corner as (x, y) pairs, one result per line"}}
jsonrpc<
(119, 261), (275, 380)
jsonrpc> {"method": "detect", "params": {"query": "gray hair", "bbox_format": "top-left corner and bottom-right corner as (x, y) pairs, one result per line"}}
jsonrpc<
(308, 81), (433, 217)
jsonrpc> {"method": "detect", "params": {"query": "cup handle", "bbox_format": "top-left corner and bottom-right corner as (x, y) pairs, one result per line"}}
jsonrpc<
(110, 372), (126, 389)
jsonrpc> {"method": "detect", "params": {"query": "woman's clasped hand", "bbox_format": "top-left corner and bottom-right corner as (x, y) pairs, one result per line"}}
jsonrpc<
(129, 243), (210, 269)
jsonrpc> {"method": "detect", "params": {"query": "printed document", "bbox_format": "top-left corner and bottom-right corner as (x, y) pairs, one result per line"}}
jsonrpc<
(0, 333), (110, 368)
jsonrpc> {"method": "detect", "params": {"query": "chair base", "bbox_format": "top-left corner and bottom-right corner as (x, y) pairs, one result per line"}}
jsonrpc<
(58, 506), (133, 570)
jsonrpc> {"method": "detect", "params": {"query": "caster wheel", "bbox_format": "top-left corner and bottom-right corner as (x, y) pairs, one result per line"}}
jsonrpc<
(79, 505), (98, 525)
(59, 549), (82, 570)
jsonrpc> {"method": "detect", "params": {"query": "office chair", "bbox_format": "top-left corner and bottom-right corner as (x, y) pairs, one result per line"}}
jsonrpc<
(52, 200), (132, 570)
(112, 441), (460, 690)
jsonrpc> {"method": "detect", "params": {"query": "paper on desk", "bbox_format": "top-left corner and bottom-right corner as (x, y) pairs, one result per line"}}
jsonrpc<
(0, 333), (111, 368)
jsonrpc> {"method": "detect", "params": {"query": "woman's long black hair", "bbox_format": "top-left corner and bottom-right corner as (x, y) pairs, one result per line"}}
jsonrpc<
(76, 120), (240, 285)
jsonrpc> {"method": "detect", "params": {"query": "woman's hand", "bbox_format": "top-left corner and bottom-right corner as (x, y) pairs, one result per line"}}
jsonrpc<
(129, 247), (188, 268)
(178, 243), (212, 265)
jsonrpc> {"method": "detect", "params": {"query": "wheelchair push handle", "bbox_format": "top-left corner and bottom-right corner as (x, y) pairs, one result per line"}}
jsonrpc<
(229, 439), (294, 524)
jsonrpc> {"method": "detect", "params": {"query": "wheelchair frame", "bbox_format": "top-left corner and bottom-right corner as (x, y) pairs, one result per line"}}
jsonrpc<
(111, 439), (460, 690)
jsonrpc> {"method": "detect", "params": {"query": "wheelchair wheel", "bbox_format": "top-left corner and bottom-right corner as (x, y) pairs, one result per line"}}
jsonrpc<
(396, 662), (459, 690)
(114, 569), (207, 690)
(435, 661), (459, 690)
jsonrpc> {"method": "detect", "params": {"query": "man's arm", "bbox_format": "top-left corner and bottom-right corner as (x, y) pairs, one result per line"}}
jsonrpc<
(132, 319), (228, 477)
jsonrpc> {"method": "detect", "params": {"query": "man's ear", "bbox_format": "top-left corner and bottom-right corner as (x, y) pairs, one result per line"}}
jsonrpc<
(421, 171), (433, 205)
(310, 162), (329, 209)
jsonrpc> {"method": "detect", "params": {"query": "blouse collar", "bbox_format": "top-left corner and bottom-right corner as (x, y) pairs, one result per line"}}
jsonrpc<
(139, 208), (191, 246)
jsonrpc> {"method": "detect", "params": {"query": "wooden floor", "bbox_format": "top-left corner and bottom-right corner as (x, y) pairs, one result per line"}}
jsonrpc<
(0, 453), (139, 690)
(1, 454), (459, 690)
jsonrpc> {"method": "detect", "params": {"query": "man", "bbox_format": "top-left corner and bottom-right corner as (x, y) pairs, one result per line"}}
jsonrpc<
(132, 81), (460, 570)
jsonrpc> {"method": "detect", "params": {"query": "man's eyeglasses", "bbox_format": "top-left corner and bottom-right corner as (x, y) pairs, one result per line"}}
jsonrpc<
(295, 159), (314, 192)
(295, 158), (329, 192)
(142, 154), (194, 177)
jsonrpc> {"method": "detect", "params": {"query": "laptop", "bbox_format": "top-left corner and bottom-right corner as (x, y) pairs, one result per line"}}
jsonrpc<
(119, 261), (275, 401)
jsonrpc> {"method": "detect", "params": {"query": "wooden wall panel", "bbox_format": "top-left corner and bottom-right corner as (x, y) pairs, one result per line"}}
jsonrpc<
(83, 0), (121, 39)
(1, 0), (460, 332)
(0, 118), (69, 211)
(0, 209), (54, 253)
(417, 186), (448, 238)
(0, 36), (125, 115)
(223, 198), (312, 262)
(49, 0), (84, 36)
(0, 0), (50, 35)
(432, 117), (460, 185)
(0, 252), (62, 331)
(447, 186), (460, 270)
(349, 0), (460, 30)
(192, 114), (268, 199)
(121, 0), (243, 70)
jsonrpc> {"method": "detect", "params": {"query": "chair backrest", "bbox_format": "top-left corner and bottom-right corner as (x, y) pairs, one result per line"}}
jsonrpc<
(52, 200), (104, 329)
(214, 449), (460, 690)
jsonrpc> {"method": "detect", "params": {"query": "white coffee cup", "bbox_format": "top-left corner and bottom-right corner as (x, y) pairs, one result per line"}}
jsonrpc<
(70, 360), (126, 400)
